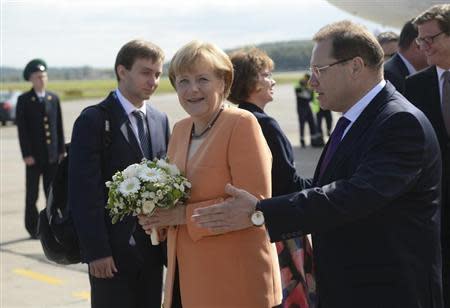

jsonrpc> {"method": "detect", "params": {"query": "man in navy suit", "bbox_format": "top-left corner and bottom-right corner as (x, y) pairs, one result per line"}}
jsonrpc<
(69, 40), (170, 308)
(384, 19), (428, 94)
(405, 4), (450, 307)
(193, 21), (443, 308)
(16, 59), (65, 238)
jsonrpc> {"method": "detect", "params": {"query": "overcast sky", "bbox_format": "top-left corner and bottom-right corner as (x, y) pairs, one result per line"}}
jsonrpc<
(1, 0), (395, 68)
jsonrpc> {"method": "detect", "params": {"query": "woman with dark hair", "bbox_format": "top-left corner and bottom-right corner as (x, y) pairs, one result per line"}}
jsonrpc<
(229, 48), (316, 308)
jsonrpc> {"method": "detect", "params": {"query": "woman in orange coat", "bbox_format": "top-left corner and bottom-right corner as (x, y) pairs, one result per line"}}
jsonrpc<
(138, 41), (282, 308)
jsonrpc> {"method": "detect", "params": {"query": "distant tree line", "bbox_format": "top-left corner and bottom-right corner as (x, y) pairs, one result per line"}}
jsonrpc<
(1, 40), (313, 82)
(231, 39), (314, 72)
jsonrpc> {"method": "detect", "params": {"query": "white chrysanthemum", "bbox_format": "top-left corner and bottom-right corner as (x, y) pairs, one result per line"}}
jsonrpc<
(142, 200), (156, 215)
(118, 177), (141, 196)
(184, 181), (192, 189)
(122, 164), (141, 179)
(136, 165), (152, 182)
(157, 159), (180, 176)
(105, 181), (112, 188)
(139, 167), (165, 183)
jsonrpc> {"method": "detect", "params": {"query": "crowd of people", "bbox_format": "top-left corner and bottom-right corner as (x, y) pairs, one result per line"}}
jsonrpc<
(15, 3), (449, 308)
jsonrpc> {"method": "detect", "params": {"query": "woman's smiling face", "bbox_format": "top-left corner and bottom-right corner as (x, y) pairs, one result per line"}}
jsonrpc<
(175, 59), (225, 123)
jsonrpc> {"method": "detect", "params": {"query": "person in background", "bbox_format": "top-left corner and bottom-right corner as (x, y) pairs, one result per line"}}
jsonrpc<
(316, 106), (333, 142)
(16, 59), (65, 239)
(384, 19), (428, 94)
(377, 31), (399, 60)
(69, 40), (170, 308)
(228, 47), (316, 308)
(138, 41), (282, 308)
(405, 4), (450, 307)
(193, 20), (443, 308)
(295, 74), (323, 147)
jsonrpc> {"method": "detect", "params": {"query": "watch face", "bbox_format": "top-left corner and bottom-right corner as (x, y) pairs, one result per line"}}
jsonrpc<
(251, 211), (265, 226)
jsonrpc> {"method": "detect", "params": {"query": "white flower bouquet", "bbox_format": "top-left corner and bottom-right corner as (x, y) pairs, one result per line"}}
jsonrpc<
(105, 157), (191, 245)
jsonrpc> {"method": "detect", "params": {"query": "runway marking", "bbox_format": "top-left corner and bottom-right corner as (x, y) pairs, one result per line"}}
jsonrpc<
(13, 268), (63, 285)
(72, 291), (90, 301)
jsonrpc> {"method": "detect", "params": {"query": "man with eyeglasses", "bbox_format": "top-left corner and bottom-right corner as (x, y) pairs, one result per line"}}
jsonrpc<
(384, 19), (428, 94)
(405, 4), (450, 307)
(192, 20), (443, 308)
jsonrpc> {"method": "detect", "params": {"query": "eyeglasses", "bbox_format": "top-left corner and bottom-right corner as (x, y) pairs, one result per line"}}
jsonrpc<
(309, 58), (353, 78)
(415, 31), (445, 46)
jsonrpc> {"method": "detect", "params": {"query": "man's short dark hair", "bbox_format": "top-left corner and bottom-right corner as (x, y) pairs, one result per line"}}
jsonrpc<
(313, 20), (384, 70)
(114, 40), (164, 82)
(376, 31), (399, 45)
(399, 20), (418, 50)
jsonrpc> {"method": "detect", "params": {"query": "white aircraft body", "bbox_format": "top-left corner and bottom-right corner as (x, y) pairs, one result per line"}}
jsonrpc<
(327, 0), (442, 28)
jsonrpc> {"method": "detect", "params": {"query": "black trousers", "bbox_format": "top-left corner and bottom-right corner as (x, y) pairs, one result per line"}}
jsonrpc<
(316, 109), (332, 137)
(89, 229), (165, 308)
(25, 162), (57, 237)
(296, 101), (318, 142)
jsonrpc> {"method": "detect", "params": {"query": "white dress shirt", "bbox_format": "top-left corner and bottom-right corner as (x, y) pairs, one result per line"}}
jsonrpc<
(115, 88), (148, 148)
(342, 80), (386, 139)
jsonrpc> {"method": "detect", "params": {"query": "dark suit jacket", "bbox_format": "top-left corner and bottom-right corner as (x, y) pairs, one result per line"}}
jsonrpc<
(238, 102), (311, 196)
(384, 53), (410, 95)
(405, 65), (450, 251)
(258, 83), (443, 308)
(16, 89), (65, 165)
(69, 92), (170, 266)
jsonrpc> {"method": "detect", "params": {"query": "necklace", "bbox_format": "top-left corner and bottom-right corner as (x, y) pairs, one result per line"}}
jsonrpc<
(191, 104), (225, 139)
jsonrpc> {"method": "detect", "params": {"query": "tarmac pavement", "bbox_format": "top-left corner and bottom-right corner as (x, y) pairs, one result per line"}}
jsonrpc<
(0, 84), (327, 307)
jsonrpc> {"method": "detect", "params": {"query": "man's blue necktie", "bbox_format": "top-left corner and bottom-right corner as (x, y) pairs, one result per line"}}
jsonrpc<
(132, 110), (151, 159)
(319, 116), (351, 179)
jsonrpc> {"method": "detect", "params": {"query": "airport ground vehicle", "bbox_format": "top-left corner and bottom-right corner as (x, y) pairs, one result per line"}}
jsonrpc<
(0, 91), (22, 126)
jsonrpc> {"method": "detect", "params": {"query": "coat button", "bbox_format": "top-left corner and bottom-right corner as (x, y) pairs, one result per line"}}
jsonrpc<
(46, 139), (51, 144)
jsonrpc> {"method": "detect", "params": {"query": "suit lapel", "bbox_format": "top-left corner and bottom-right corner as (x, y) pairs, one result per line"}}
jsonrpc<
(106, 92), (143, 159)
(316, 83), (395, 184)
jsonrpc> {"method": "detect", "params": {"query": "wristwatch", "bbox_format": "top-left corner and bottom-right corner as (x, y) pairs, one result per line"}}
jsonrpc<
(250, 201), (265, 226)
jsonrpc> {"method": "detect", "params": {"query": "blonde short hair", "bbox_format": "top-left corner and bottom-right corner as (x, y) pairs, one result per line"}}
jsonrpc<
(169, 41), (234, 98)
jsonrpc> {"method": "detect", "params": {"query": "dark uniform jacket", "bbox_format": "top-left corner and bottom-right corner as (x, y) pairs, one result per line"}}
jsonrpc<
(16, 89), (65, 165)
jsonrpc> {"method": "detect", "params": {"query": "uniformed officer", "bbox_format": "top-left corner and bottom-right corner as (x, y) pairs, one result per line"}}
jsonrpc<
(16, 59), (65, 238)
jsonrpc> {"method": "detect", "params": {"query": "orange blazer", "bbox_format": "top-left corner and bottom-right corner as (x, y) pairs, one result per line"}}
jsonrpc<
(164, 106), (282, 308)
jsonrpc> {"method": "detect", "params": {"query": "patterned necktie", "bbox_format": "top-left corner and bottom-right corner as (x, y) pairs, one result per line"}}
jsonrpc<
(132, 110), (151, 159)
(442, 70), (450, 136)
(319, 116), (351, 179)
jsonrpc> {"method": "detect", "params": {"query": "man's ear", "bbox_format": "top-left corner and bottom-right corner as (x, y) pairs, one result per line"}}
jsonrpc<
(350, 57), (364, 78)
(117, 65), (127, 80)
